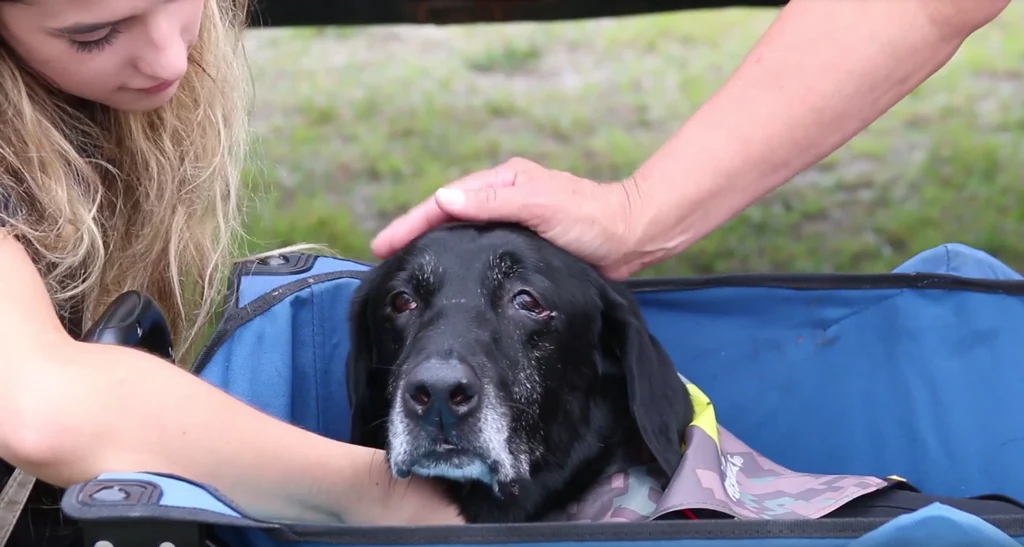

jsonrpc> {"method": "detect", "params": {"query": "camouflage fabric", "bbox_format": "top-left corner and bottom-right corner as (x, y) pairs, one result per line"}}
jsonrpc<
(549, 373), (891, 522)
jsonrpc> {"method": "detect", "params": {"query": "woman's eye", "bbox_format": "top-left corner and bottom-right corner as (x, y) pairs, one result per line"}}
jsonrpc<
(388, 291), (418, 314)
(68, 27), (123, 54)
(512, 290), (551, 318)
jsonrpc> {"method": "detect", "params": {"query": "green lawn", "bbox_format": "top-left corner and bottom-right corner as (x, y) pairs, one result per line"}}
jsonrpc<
(238, 4), (1024, 277)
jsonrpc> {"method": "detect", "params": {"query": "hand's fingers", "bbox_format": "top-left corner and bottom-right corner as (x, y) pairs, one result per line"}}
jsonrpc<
(369, 200), (450, 258)
(434, 181), (539, 227)
(370, 168), (519, 258)
(444, 166), (518, 192)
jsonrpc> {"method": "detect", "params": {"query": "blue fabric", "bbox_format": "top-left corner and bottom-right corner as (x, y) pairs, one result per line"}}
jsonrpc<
(83, 242), (1024, 546)
(639, 243), (1024, 500)
(200, 260), (370, 443)
(847, 502), (1022, 547)
(892, 242), (1023, 280)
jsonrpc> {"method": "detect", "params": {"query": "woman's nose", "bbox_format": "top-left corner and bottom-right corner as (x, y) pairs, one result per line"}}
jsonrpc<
(133, 21), (189, 83)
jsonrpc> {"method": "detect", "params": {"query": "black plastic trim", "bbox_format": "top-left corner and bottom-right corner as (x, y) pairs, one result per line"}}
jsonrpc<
(245, 253), (318, 276)
(623, 271), (1024, 295)
(81, 521), (210, 547)
(265, 514), (1024, 544)
(247, 0), (789, 28)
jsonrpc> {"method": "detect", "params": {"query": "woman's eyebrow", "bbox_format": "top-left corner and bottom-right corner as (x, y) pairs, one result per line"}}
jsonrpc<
(54, 16), (130, 35)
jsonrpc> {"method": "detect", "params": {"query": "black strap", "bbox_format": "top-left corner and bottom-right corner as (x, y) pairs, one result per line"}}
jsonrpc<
(828, 483), (1024, 519)
(0, 468), (35, 546)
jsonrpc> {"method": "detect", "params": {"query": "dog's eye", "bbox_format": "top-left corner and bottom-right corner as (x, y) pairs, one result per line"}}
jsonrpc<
(388, 291), (418, 314)
(513, 290), (551, 318)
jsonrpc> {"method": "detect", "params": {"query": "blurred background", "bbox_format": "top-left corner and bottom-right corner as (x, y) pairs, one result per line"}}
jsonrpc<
(238, 3), (1024, 278)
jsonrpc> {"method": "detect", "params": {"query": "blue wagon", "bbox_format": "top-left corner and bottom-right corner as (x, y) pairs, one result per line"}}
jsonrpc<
(60, 241), (1024, 547)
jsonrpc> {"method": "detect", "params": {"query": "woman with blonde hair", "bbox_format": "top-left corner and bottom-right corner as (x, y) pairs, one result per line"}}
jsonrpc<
(0, 0), (463, 545)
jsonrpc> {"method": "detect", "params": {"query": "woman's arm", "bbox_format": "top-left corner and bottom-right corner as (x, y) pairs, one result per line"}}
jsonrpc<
(624, 0), (1011, 271)
(0, 234), (462, 526)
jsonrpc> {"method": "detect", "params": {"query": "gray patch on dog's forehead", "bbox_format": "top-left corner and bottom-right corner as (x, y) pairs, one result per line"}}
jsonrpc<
(489, 253), (520, 280)
(413, 252), (440, 285)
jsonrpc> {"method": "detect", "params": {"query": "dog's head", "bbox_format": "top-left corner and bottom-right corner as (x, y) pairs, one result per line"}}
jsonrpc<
(347, 222), (692, 499)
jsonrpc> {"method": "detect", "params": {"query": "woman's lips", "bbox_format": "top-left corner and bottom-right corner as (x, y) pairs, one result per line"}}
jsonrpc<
(138, 79), (177, 94)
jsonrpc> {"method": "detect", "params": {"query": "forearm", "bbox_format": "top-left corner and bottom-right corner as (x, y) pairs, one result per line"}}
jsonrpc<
(7, 340), (462, 526)
(626, 0), (1008, 267)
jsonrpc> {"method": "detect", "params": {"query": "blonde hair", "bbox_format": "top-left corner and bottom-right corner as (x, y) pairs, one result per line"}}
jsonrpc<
(0, 0), (253, 364)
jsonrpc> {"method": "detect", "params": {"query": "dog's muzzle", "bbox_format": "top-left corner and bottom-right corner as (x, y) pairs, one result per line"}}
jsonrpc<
(403, 358), (483, 425)
(388, 358), (504, 485)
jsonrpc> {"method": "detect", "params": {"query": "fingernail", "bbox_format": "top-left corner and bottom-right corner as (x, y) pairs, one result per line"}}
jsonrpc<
(435, 188), (465, 208)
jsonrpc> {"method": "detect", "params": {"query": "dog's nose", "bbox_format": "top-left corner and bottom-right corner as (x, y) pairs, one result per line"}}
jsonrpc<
(404, 359), (481, 419)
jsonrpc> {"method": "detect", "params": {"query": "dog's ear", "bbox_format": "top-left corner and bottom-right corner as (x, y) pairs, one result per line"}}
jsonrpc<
(599, 279), (694, 477)
(346, 271), (384, 448)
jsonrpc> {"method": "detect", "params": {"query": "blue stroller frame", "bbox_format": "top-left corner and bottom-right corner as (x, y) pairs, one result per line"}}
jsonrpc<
(62, 242), (1024, 547)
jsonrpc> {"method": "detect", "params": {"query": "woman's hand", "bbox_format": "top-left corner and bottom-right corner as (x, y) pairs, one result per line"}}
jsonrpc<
(335, 444), (467, 526)
(370, 157), (652, 280)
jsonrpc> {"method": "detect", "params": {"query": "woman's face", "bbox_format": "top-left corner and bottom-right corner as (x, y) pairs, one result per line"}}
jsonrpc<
(0, 0), (205, 112)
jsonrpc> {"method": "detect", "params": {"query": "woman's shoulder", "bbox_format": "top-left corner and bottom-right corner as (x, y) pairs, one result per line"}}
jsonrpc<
(0, 228), (82, 334)
(0, 190), (81, 336)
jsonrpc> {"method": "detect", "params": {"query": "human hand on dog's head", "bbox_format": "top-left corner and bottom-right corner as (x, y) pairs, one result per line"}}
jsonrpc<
(369, 157), (651, 280)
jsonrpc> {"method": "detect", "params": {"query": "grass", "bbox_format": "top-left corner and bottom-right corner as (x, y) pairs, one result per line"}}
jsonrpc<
(238, 4), (1024, 277)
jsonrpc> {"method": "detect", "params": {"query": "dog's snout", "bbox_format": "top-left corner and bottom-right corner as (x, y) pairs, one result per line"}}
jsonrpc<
(404, 359), (482, 419)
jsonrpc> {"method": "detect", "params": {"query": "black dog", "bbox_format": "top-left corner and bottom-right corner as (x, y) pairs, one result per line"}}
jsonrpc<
(346, 222), (694, 523)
